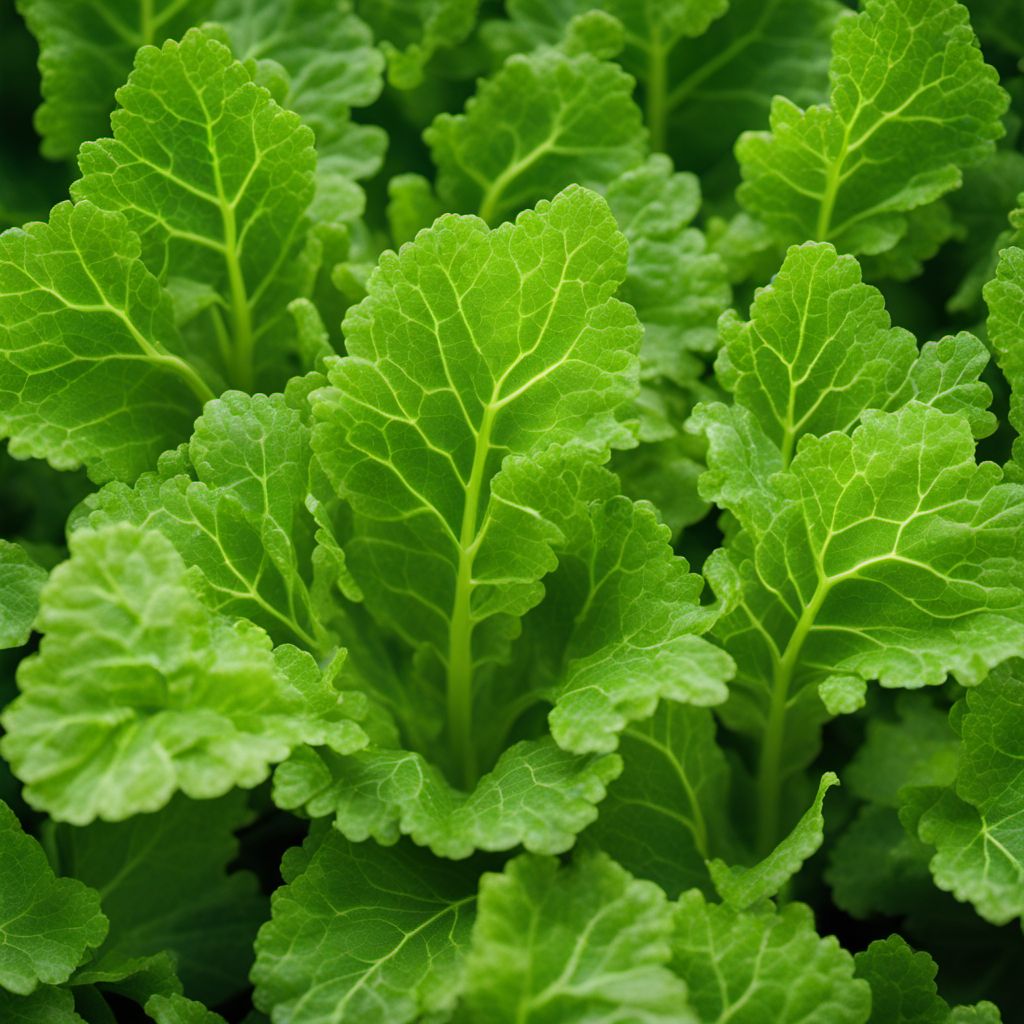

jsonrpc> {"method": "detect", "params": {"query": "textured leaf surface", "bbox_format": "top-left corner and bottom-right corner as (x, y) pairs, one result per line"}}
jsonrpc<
(709, 772), (838, 909)
(0, 540), (46, 649)
(274, 738), (620, 859)
(912, 661), (1024, 925)
(0, 800), (107, 995)
(145, 994), (228, 1024)
(73, 29), (317, 391)
(0, 201), (211, 483)
(357, 0), (479, 89)
(312, 185), (641, 791)
(583, 704), (732, 898)
(16, 0), (212, 159)
(670, 892), (870, 1024)
(426, 51), (646, 223)
(252, 827), (476, 1024)
(738, 0), (1007, 254)
(1, 524), (364, 823)
(456, 852), (693, 1023)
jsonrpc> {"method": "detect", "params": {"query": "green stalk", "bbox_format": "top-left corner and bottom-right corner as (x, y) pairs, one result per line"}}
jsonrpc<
(646, 39), (668, 153)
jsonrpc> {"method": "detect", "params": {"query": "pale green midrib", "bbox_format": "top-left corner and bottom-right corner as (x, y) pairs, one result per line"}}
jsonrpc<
(194, 72), (256, 391)
(446, 399), (498, 789)
(477, 128), (561, 225)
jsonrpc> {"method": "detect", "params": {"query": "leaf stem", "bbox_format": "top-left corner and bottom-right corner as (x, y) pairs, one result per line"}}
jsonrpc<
(646, 38), (668, 153)
(755, 577), (829, 854)
(446, 401), (497, 789)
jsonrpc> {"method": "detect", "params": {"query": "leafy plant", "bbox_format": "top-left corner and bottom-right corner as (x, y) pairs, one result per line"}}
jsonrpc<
(2, 0), (1024, 1021)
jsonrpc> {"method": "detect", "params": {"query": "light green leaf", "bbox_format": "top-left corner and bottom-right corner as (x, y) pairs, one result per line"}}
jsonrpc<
(357, 0), (479, 89)
(455, 851), (693, 1024)
(0, 201), (213, 483)
(0, 541), (46, 649)
(0, 800), (108, 995)
(0, 524), (365, 824)
(583, 704), (733, 898)
(311, 185), (640, 789)
(72, 28), (317, 392)
(82, 391), (330, 653)
(911, 661), (1024, 925)
(605, 155), (730, 386)
(252, 826), (476, 1024)
(670, 891), (870, 1024)
(206, 0), (385, 178)
(692, 241), (1024, 853)
(273, 738), (620, 859)
(738, 0), (1007, 254)
(387, 173), (444, 246)
(426, 51), (646, 223)
(709, 772), (838, 909)
(16, 0), (213, 160)
(984, 245), (1024, 472)
(50, 792), (264, 1006)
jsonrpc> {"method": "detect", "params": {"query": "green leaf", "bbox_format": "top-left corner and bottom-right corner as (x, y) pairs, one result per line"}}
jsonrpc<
(311, 185), (641, 788)
(911, 661), (1024, 925)
(738, 0), (1007, 254)
(145, 994), (227, 1024)
(50, 792), (264, 1006)
(16, 0), (213, 160)
(0, 540), (46, 649)
(670, 891), (870, 1024)
(357, 0), (480, 89)
(425, 51), (646, 223)
(583, 704), (733, 898)
(0, 200), (213, 483)
(82, 390), (330, 654)
(0, 523), (365, 823)
(984, 245), (1024, 472)
(604, 155), (731, 389)
(709, 772), (838, 909)
(273, 738), (620, 859)
(72, 28), (318, 392)
(455, 851), (693, 1023)
(0, 800), (108, 995)
(252, 826), (476, 1024)
(854, 936), (949, 1024)
(205, 0), (386, 179)
(692, 241), (1024, 853)
(0, 986), (86, 1024)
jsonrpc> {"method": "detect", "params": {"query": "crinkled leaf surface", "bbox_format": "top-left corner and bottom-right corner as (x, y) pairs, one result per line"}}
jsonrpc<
(709, 772), (838, 909)
(738, 0), (1007, 254)
(426, 51), (646, 223)
(16, 0), (213, 160)
(0, 985), (86, 1023)
(145, 994), (228, 1024)
(670, 891), (870, 1024)
(693, 242), (1024, 848)
(357, 0), (479, 89)
(205, 0), (385, 180)
(72, 28), (317, 392)
(455, 852), (693, 1024)
(911, 661), (1024, 925)
(252, 825), (476, 1024)
(0, 801), (107, 996)
(0, 540), (46, 649)
(583, 704), (733, 899)
(0, 201), (212, 483)
(0, 523), (364, 823)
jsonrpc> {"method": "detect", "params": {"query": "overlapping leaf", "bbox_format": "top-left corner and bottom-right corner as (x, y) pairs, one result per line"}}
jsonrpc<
(738, 0), (1007, 255)
(0, 524), (365, 823)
